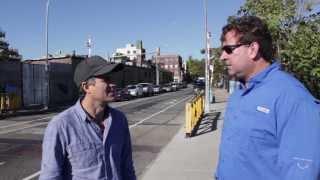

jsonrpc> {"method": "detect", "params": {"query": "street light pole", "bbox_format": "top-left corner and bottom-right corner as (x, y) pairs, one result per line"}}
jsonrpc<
(204, 0), (210, 113)
(44, 0), (50, 109)
(156, 47), (160, 85)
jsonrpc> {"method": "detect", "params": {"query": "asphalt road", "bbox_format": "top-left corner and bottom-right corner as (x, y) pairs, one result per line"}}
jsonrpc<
(0, 87), (193, 180)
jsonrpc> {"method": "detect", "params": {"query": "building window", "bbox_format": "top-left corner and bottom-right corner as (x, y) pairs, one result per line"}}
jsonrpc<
(165, 65), (168, 69)
(170, 65), (173, 68)
(175, 64), (178, 68)
(133, 50), (136, 54)
(127, 51), (130, 54)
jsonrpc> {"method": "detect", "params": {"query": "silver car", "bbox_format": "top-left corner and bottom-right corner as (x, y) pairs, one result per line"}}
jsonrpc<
(127, 84), (143, 97)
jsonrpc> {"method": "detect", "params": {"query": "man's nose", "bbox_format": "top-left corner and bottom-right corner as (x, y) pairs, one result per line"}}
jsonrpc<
(220, 51), (228, 61)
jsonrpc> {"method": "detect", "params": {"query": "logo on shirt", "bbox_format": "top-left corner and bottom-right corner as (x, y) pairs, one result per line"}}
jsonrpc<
(256, 106), (270, 114)
(293, 157), (313, 170)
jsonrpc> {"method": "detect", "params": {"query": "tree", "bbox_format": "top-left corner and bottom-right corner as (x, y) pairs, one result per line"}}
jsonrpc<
(282, 15), (320, 97)
(0, 29), (22, 61)
(236, 0), (296, 58)
(186, 56), (205, 80)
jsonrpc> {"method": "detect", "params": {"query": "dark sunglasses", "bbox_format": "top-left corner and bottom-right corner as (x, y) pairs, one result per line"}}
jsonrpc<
(222, 43), (249, 54)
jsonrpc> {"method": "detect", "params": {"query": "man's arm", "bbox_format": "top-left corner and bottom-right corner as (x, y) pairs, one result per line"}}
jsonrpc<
(39, 119), (66, 180)
(277, 98), (320, 180)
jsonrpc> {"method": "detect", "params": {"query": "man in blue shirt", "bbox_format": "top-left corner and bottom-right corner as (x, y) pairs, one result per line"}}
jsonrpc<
(215, 16), (320, 180)
(40, 56), (136, 180)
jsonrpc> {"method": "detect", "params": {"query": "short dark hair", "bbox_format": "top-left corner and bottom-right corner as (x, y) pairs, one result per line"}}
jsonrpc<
(220, 16), (274, 62)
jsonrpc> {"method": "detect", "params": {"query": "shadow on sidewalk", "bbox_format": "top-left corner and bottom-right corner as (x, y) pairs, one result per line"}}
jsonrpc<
(190, 112), (221, 137)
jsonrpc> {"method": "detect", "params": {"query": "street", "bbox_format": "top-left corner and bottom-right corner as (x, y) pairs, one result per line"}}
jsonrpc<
(0, 87), (193, 180)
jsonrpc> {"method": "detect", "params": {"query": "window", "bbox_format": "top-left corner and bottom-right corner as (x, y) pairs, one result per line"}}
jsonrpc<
(133, 50), (136, 54)
(165, 65), (168, 69)
(127, 51), (130, 54)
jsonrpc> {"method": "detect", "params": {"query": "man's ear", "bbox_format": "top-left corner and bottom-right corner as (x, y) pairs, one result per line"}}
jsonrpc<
(81, 82), (90, 94)
(248, 41), (260, 60)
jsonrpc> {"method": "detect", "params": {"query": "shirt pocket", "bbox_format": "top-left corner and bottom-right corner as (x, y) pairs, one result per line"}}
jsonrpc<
(67, 142), (99, 169)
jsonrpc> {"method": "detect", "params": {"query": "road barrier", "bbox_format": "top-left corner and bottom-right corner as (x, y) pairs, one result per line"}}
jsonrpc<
(0, 93), (21, 113)
(185, 92), (204, 137)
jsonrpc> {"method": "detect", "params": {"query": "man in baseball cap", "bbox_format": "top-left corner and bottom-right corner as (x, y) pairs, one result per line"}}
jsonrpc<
(40, 56), (136, 180)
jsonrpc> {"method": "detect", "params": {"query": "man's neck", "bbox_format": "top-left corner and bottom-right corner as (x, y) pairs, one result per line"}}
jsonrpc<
(81, 96), (107, 122)
(244, 58), (271, 84)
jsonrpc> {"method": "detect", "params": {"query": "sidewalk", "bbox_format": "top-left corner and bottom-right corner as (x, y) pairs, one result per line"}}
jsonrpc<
(141, 88), (229, 180)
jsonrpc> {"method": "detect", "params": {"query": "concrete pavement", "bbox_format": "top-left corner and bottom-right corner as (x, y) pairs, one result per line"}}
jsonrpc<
(141, 88), (229, 180)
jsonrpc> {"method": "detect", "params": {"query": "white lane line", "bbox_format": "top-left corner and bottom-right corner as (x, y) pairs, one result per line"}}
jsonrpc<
(0, 116), (52, 129)
(22, 170), (41, 180)
(129, 95), (192, 129)
(0, 122), (48, 135)
(111, 91), (171, 108)
(2, 88), (191, 133)
(0, 161), (5, 166)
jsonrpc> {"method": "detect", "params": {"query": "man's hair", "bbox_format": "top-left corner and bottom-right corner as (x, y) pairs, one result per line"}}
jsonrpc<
(79, 77), (96, 94)
(220, 16), (274, 62)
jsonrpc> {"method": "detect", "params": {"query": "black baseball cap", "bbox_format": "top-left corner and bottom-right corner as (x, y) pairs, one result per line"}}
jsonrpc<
(74, 56), (123, 87)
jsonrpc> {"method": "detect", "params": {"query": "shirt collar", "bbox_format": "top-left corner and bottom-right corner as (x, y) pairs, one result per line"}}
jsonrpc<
(238, 61), (280, 94)
(74, 98), (111, 123)
(74, 99), (88, 122)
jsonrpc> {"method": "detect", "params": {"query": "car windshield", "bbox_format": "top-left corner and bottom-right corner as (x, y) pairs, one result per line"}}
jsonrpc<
(127, 85), (135, 89)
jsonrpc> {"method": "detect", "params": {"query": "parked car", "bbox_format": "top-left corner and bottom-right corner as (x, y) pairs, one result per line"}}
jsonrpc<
(152, 85), (163, 94)
(180, 81), (187, 88)
(171, 82), (179, 91)
(114, 87), (132, 101)
(193, 80), (205, 93)
(162, 83), (172, 92)
(138, 83), (154, 96)
(127, 84), (143, 97)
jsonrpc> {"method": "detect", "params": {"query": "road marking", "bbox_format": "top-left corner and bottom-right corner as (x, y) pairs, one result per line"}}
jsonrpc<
(1, 88), (192, 134)
(0, 116), (52, 129)
(129, 95), (192, 129)
(112, 90), (177, 108)
(0, 161), (5, 166)
(0, 122), (49, 135)
(22, 170), (41, 180)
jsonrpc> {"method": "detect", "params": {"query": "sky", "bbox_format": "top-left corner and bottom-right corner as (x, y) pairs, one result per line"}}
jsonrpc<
(0, 0), (246, 61)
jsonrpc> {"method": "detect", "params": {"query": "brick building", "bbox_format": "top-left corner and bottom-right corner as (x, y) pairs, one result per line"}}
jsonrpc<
(153, 54), (184, 82)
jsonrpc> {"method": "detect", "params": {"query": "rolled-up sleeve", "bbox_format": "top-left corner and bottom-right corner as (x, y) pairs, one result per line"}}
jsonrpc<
(277, 99), (320, 180)
(39, 119), (66, 180)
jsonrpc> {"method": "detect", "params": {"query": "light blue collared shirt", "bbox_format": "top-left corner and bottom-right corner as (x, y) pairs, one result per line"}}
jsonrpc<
(40, 100), (136, 180)
(216, 62), (320, 180)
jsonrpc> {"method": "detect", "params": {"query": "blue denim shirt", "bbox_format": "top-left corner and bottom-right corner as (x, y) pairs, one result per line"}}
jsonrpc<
(216, 62), (320, 180)
(40, 100), (136, 180)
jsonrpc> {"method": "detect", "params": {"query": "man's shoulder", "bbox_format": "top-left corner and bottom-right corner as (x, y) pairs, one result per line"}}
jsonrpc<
(48, 104), (78, 128)
(109, 107), (129, 126)
(110, 107), (126, 118)
(268, 70), (316, 102)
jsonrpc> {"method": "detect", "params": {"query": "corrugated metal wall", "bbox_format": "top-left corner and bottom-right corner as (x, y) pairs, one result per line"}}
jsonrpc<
(22, 63), (47, 106)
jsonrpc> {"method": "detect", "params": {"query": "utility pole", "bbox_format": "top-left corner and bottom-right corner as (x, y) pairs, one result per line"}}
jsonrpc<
(204, 0), (210, 113)
(86, 36), (92, 58)
(156, 47), (160, 85)
(44, 0), (51, 110)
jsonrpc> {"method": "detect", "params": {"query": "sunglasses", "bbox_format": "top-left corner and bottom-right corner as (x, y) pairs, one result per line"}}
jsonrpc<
(222, 43), (249, 54)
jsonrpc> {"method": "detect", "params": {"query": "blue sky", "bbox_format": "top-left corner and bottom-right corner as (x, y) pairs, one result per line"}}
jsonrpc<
(1, 0), (246, 61)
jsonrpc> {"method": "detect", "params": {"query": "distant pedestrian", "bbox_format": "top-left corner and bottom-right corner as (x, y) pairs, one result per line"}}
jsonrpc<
(215, 16), (320, 180)
(40, 56), (136, 180)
